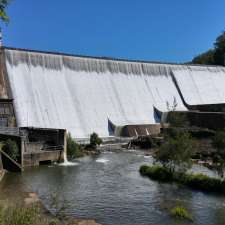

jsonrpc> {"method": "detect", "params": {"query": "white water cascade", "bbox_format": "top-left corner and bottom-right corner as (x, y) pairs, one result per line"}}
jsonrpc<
(5, 48), (187, 138)
(59, 149), (79, 166)
(6, 48), (225, 139)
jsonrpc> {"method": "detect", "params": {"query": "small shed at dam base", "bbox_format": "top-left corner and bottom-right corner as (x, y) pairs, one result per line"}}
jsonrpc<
(0, 127), (66, 171)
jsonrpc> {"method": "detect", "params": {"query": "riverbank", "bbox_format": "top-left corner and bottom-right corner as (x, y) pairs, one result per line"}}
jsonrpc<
(0, 171), (101, 225)
(0, 190), (101, 225)
(1, 150), (225, 225)
(140, 165), (225, 193)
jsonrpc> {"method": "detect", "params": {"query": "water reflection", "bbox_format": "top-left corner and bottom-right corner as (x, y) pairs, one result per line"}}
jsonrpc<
(0, 151), (225, 225)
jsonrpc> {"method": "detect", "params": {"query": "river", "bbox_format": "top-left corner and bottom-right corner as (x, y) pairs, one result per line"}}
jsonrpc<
(0, 150), (225, 225)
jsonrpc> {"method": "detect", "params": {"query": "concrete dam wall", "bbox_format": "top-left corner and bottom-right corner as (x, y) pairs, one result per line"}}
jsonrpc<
(173, 66), (225, 105)
(3, 48), (225, 138)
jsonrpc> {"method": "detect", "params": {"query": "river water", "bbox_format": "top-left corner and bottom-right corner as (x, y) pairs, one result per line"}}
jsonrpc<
(1, 150), (225, 225)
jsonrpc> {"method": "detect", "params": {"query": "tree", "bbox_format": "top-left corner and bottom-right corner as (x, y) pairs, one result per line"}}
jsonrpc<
(155, 130), (194, 173)
(166, 97), (189, 128)
(212, 130), (225, 178)
(0, 0), (11, 23)
(90, 132), (102, 149)
(214, 31), (225, 66)
(66, 133), (82, 158)
(191, 30), (225, 66)
(191, 49), (215, 65)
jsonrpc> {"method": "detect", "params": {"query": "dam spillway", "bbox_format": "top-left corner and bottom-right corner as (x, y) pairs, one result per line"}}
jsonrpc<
(2, 47), (225, 138)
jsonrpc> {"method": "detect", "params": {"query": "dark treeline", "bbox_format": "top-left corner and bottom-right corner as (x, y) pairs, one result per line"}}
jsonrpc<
(191, 30), (225, 66)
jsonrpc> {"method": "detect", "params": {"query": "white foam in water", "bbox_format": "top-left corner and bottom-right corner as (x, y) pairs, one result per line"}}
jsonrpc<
(96, 158), (109, 164)
(59, 151), (79, 166)
(126, 149), (137, 152)
(59, 161), (79, 166)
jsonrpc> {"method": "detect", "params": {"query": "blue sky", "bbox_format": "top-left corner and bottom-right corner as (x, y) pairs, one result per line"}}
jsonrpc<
(2, 0), (225, 63)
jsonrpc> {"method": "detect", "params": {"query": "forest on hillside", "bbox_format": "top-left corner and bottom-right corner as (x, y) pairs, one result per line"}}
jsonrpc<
(191, 30), (225, 66)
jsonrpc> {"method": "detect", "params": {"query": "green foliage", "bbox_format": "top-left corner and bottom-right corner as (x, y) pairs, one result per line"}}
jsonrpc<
(170, 206), (193, 221)
(66, 133), (83, 158)
(185, 173), (223, 192)
(140, 165), (225, 193)
(212, 130), (225, 178)
(167, 112), (189, 128)
(140, 165), (173, 182)
(0, 0), (11, 23)
(192, 30), (225, 66)
(214, 31), (225, 66)
(0, 205), (59, 225)
(139, 165), (149, 175)
(2, 139), (19, 161)
(166, 99), (189, 127)
(192, 49), (215, 65)
(212, 131), (225, 154)
(155, 130), (194, 173)
(90, 132), (102, 148)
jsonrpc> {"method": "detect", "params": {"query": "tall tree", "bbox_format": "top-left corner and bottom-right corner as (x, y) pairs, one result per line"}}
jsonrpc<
(214, 31), (225, 66)
(191, 30), (225, 66)
(192, 49), (215, 65)
(155, 130), (194, 173)
(0, 0), (11, 23)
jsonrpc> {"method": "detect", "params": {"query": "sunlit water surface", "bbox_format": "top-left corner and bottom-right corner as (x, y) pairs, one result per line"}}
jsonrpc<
(0, 150), (225, 225)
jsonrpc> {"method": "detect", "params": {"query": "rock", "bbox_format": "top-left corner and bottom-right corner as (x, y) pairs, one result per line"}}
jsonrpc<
(24, 192), (40, 206)
(68, 219), (102, 225)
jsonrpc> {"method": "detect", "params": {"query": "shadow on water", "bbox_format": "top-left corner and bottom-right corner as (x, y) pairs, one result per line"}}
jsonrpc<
(0, 151), (225, 225)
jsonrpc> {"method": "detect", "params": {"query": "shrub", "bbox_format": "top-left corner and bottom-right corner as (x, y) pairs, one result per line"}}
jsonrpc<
(167, 112), (189, 128)
(67, 133), (83, 159)
(90, 132), (102, 149)
(140, 165), (225, 193)
(155, 130), (194, 173)
(184, 173), (223, 192)
(170, 206), (193, 221)
(140, 165), (173, 182)
(212, 130), (225, 178)
(147, 165), (172, 181)
(139, 165), (149, 175)
(2, 139), (19, 161)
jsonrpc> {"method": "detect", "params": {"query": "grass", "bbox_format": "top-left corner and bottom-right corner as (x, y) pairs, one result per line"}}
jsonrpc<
(140, 164), (225, 193)
(170, 206), (193, 221)
(0, 205), (59, 225)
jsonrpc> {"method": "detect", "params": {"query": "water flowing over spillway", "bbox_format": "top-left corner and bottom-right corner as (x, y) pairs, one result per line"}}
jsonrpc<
(172, 66), (225, 105)
(4, 48), (225, 138)
(4, 49), (186, 138)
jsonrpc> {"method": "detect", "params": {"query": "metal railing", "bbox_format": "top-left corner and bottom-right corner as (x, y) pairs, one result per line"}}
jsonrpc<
(0, 127), (19, 136)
